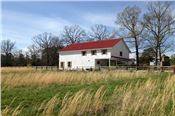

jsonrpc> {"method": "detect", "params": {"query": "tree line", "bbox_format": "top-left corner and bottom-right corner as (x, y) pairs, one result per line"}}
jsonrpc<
(1, 25), (113, 67)
(1, 2), (175, 67)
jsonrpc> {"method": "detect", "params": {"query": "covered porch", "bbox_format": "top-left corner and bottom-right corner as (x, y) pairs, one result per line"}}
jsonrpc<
(95, 57), (131, 68)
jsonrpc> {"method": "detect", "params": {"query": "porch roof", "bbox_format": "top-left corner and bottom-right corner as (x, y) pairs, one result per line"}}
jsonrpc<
(111, 55), (131, 61)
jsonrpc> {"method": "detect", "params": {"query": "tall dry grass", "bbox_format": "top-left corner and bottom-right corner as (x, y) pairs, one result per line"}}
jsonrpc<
(61, 75), (174, 116)
(2, 67), (175, 116)
(2, 100), (23, 116)
(3, 75), (175, 116)
(107, 75), (175, 116)
(1, 67), (34, 73)
(1, 67), (161, 88)
(59, 85), (106, 116)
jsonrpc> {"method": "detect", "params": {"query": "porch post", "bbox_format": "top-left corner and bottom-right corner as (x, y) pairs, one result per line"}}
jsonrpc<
(115, 59), (117, 67)
(109, 58), (110, 67)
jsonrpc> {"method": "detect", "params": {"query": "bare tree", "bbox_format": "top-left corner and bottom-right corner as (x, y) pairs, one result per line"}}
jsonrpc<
(33, 32), (52, 65)
(28, 44), (40, 66)
(49, 36), (63, 66)
(89, 24), (111, 40)
(62, 25), (86, 45)
(28, 44), (39, 57)
(51, 36), (64, 48)
(1, 39), (15, 66)
(13, 50), (27, 66)
(143, 2), (175, 66)
(33, 32), (53, 50)
(33, 32), (62, 65)
(1, 39), (15, 55)
(116, 6), (144, 68)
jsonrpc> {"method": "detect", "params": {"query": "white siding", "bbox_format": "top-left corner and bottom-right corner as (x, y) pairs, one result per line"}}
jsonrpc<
(59, 48), (111, 69)
(59, 40), (130, 69)
(111, 40), (129, 59)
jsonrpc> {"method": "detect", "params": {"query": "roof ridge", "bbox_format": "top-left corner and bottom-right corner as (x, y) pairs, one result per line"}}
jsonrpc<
(71, 38), (122, 45)
(60, 38), (122, 52)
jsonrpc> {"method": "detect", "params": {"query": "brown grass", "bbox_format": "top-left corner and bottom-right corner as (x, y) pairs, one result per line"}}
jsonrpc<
(35, 75), (175, 116)
(1, 67), (175, 116)
(1, 67), (160, 88)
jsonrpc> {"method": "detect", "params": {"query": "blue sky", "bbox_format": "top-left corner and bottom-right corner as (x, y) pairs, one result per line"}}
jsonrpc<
(1, 1), (175, 56)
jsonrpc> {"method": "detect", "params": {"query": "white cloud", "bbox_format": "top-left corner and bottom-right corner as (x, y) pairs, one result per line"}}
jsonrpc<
(2, 10), (118, 51)
(2, 10), (73, 50)
(2, 10), (72, 34)
(129, 53), (135, 59)
(173, 9), (175, 17)
(82, 12), (116, 27)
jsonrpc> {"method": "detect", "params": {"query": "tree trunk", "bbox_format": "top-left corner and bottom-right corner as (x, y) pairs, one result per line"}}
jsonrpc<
(155, 41), (160, 66)
(155, 48), (158, 66)
(158, 46), (162, 66)
(47, 50), (49, 66)
(46, 48), (50, 66)
(135, 38), (139, 70)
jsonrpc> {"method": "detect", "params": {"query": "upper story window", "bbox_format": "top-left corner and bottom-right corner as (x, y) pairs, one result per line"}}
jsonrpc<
(120, 51), (123, 56)
(91, 50), (97, 55)
(101, 49), (107, 55)
(81, 51), (86, 56)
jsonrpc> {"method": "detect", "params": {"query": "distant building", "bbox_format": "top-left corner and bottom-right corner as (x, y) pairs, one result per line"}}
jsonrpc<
(150, 61), (155, 66)
(161, 55), (170, 66)
(59, 38), (131, 70)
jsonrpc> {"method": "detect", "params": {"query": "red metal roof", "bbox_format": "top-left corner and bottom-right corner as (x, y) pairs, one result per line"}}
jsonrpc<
(60, 38), (122, 52)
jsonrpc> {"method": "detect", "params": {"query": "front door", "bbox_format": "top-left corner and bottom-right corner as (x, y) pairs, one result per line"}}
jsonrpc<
(95, 59), (101, 67)
(60, 62), (65, 69)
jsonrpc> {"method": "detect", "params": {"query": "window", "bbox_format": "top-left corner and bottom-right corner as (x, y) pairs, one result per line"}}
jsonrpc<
(61, 62), (64, 68)
(81, 51), (86, 56)
(120, 51), (123, 56)
(91, 50), (97, 55)
(101, 49), (107, 54)
(68, 61), (72, 68)
(97, 61), (100, 65)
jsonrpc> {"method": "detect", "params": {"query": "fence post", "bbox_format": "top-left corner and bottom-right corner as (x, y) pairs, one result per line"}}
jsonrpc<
(173, 66), (175, 74)
(161, 66), (164, 72)
(99, 66), (101, 71)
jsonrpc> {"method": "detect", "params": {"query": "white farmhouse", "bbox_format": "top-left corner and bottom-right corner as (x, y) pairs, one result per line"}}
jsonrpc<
(59, 38), (131, 70)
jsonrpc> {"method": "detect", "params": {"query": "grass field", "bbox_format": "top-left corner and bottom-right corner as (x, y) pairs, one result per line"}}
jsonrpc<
(1, 67), (175, 116)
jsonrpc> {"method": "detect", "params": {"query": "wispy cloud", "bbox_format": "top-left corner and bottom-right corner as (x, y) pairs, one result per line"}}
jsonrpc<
(82, 12), (116, 27)
(2, 10), (72, 35)
(2, 10), (73, 50)
(2, 10), (118, 50)
(173, 9), (175, 17)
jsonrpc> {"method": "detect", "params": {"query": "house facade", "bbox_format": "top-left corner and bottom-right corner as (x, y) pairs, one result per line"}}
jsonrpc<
(59, 38), (131, 70)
